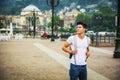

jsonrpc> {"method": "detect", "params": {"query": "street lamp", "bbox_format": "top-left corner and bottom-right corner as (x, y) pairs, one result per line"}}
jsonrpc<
(46, 0), (60, 41)
(94, 15), (103, 46)
(113, 0), (120, 58)
(26, 17), (31, 36)
(95, 15), (103, 25)
(33, 10), (36, 38)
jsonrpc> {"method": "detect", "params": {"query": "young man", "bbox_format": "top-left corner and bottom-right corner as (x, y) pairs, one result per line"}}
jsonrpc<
(62, 21), (90, 80)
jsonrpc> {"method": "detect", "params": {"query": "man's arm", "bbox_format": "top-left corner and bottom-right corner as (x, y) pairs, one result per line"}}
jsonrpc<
(62, 42), (77, 54)
(62, 41), (72, 54)
(86, 37), (91, 59)
(86, 47), (90, 59)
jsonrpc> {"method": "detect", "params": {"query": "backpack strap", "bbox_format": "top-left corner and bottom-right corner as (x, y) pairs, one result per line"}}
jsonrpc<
(73, 35), (77, 64)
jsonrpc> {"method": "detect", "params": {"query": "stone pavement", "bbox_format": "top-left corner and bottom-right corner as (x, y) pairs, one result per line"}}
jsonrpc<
(0, 38), (120, 80)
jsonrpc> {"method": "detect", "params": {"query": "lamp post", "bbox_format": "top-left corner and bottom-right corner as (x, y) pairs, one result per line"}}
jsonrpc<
(46, 0), (60, 41)
(33, 10), (36, 38)
(26, 17), (31, 36)
(113, 0), (120, 58)
(95, 15), (103, 46)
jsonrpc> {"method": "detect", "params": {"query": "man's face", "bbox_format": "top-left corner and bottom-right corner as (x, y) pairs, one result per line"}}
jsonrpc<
(76, 24), (86, 34)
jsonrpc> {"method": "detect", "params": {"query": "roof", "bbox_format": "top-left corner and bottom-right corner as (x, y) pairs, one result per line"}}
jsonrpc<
(65, 9), (81, 16)
(22, 4), (40, 12)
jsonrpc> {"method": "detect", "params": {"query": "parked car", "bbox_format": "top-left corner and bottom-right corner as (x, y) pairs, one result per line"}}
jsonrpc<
(86, 31), (95, 37)
(60, 32), (71, 41)
(96, 32), (111, 36)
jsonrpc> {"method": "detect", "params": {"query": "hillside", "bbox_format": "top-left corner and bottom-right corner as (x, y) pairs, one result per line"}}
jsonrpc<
(0, 0), (117, 15)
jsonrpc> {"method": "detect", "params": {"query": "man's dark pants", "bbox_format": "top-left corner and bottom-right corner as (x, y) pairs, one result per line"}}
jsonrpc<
(69, 63), (87, 80)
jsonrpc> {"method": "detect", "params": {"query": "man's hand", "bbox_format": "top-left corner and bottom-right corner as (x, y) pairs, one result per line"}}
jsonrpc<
(86, 51), (90, 59)
(70, 49), (77, 54)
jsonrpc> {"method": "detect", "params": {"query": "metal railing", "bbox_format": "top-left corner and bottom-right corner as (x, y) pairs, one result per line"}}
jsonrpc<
(89, 35), (116, 47)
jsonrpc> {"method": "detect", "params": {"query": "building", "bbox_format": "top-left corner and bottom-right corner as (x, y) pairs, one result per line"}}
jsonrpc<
(58, 8), (81, 27)
(0, 16), (6, 28)
(64, 9), (81, 27)
(20, 4), (44, 31)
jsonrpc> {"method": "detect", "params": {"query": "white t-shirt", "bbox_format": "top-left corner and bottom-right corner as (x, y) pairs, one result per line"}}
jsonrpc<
(67, 35), (90, 65)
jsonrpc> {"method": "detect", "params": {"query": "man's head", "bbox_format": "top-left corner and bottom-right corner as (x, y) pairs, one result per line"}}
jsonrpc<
(76, 21), (87, 34)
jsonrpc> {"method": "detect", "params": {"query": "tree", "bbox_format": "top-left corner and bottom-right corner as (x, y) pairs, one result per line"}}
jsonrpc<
(92, 12), (103, 26)
(47, 14), (60, 31)
(76, 13), (92, 30)
(69, 27), (76, 33)
(47, 22), (52, 28)
(76, 13), (86, 22)
(99, 6), (114, 16)
(99, 6), (115, 32)
(54, 14), (60, 31)
(0, 22), (4, 29)
(92, 6), (115, 32)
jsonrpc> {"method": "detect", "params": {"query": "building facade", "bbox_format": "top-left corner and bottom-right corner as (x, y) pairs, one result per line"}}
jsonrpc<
(64, 9), (81, 27)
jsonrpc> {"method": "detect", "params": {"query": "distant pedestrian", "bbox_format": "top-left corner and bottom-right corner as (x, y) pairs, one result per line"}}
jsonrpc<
(62, 21), (90, 80)
(43, 32), (47, 39)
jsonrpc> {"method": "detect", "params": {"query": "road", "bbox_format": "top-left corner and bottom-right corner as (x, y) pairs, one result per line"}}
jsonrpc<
(0, 38), (120, 80)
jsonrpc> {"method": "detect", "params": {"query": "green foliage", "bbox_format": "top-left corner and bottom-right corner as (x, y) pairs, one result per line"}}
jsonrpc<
(0, 22), (4, 29)
(99, 6), (114, 16)
(91, 6), (115, 32)
(47, 22), (52, 28)
(76, 13), (92, 29)
(75, 6), (115, 32)
(59, 26), (76, 33)
(14, 28), (20, 34)
(76, 13), (86, 22)
(47, 14), (60, 31)
(0, 0), (117, 15)
(54, 14), (60, 26)
(69, 27), (76, 33)
(59, 27), (68, 32)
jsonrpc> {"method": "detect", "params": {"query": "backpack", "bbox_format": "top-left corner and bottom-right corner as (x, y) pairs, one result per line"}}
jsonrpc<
(69, 47), (73, 59)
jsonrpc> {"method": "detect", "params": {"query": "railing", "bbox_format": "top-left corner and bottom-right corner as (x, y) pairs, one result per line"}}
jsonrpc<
(0, 34), (11, 41)
(89, 35), (115, 47)
(0, 33), (24, 41)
